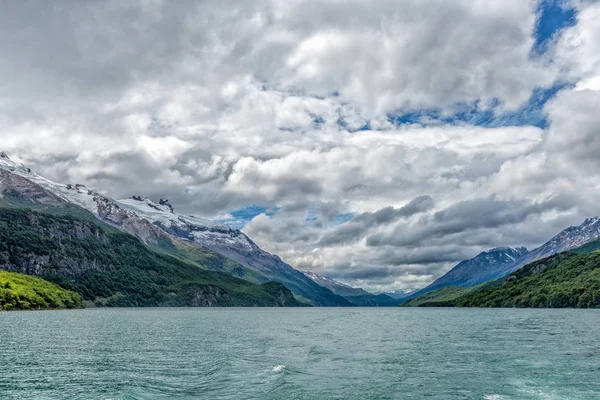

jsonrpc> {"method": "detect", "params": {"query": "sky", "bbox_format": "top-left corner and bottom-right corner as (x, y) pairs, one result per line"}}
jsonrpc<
(1, 0), (600, 292)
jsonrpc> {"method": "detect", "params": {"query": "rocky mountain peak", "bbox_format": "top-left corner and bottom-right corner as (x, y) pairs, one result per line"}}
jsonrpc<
(159, 198), (174, 213)
(580, 217), (600, 227)
(129, 196), (174, 213)
(487, 246), (528, 255)
(0, 151), (9, 159)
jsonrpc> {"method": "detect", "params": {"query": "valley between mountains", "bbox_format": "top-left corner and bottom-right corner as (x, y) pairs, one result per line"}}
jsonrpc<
(1, 151), (600, 309)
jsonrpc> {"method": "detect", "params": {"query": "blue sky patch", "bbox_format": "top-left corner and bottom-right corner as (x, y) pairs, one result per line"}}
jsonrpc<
(343, 1), (578, 133)
(385, 81), (570, 129)
(304, 209), (355, 226)
(333, 213), (355, 226)
(218, 205), (279, 229)
(534, 0), (577, 55)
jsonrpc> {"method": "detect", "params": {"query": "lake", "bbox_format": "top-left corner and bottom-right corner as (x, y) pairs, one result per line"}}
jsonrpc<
(0, 308), (599, 399)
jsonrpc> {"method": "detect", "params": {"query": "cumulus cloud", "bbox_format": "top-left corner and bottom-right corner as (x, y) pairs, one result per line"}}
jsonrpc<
(1, 0), (598, 291)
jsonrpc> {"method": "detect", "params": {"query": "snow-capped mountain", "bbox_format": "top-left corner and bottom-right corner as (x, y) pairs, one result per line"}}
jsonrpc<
(117, 196), (352, 306)
(510, 217), (600, 274)
(302, 271), (403, 306)
(302, 271), (371, 297)
(0, 152), (352, 306)
(413, 217), (600, 297)
(0, 153), (172, 245)
(117, 196), (255, 251)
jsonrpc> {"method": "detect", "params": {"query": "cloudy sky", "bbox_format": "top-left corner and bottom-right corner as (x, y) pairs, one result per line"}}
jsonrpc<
(1, 0), (599, 292)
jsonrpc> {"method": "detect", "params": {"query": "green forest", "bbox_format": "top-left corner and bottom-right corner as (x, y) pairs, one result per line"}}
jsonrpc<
(404, 251), (600, 308)
(0, 207), (305, 307)
(0, 271), (84, 311)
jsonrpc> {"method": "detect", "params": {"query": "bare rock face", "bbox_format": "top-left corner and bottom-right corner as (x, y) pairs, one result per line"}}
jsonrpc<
(0, 211), (109, 278)
(0, 169), (66, 207)
(159, 198), (174, 213)
(185, 285), (229, 307)
(531, 264), (548, 275)
(273, 285), (301, 306)
(91, 194), (170, 245)
(414, 247), (530, 296)
(515, 218), (600, 270)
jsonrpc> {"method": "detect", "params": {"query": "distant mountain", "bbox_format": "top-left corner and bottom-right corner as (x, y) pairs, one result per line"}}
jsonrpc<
(412, 217), (600, 298)
(303, 271), (401, 306)
(402, 286), (478, 307)
(412, 247), (528, 297)
(405, 236), (600, 308)
(302, 271), (370, 297)
(378, 289), (416, 300)
(445, 249), (600, 308)
(505, 217), (600, 276)
(0, 153), (351, 306)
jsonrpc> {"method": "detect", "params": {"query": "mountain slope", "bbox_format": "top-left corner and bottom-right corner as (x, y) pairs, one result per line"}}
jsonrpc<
(0, 207), (305, 307)
(0, 271), (85, 311)
(407, 238), (600, 308)
(412, 247), (528, 297)
(377, 290), (415, 300)
(458, 251), (600, 308)
(302, 271), (371, 297)
(413, 218), (600, 298)
(0, 153), (350, 306)
(302, 271), (401, 306)
(402, 286), (480, 307)
(116, 196), (353, 306)
(505, 217), (600, 275)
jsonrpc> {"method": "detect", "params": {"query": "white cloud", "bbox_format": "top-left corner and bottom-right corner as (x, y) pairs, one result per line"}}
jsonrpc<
(0, 0), (598, 291)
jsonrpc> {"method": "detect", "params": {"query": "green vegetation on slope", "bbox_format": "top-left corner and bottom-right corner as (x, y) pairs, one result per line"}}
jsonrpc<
(167, 240), (268, 284)
(402, 285), (482, 307)
(406, 251), (600, 308)
(571, 239), (600, 254)
(457, 252), (600, 308)
(344, 294), (401, 307)
(0, 271), (84, 311)
(0, 207), (306, 307)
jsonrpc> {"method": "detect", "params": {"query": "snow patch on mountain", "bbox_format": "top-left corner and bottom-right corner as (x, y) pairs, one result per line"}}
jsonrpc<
(117, 196), (225, 230)
(303, 271), (355, 289)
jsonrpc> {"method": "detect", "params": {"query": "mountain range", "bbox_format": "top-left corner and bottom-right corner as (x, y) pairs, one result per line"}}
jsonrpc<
(302, 271), (402, 306)
(3, 151), (600, 308)
(403, 240), (600, 308)
(407, 217), (600, 304)
(0, 152), (351, 306)
(377, 290), (416, 300)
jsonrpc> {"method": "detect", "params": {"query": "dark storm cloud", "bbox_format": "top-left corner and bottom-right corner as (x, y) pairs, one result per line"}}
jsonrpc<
(319, 195), (434, 246)
(367, 194), (577, 247)
(353, 195), (434, 225)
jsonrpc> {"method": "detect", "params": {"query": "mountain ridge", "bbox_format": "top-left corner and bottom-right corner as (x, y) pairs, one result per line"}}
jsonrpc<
(0, 152), (351, 306)
(0, 207), (306, 307)
(302, 271), (402, 306)
(411, 246), (529, 298)
(410, 217), (600, 300)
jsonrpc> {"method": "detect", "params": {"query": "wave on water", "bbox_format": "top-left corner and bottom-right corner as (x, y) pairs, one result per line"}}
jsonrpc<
(271, 365), (286, 373)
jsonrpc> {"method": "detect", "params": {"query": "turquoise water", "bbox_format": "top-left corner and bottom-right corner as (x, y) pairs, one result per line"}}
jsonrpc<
(1, 308), (599, 399)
